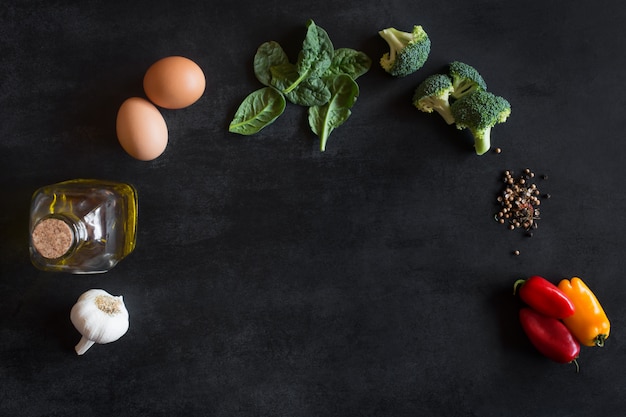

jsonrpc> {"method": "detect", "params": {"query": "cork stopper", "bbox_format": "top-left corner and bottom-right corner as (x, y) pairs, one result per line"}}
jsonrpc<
(31, 218), (74, 259)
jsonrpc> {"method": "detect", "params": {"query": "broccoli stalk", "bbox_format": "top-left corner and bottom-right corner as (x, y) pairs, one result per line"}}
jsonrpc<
(450, 89), (511, 155)
(378, 26), (431, 77)
(412, 74), (455, 125)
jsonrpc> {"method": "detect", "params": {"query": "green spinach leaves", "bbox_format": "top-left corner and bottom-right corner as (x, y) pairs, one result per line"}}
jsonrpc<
(228, 19), (371, 151)
(228, 87), (286, 135)
(309, 74), (359, 152)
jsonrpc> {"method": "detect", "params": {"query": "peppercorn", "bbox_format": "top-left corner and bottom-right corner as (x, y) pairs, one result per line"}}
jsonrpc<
(494, 169), (546, 233)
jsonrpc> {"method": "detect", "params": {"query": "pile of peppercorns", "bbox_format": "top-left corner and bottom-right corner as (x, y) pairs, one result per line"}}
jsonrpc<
(495, 169), (549, 239)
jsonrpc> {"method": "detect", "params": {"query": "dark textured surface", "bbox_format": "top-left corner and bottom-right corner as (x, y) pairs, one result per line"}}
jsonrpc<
(2, 1), (626, 416)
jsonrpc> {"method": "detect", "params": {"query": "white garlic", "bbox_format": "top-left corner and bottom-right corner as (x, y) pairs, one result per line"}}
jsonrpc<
(70, 289), (129, 355)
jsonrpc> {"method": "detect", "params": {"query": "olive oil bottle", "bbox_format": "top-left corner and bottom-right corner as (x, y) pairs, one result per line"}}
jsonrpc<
(29, 179), (138, 274)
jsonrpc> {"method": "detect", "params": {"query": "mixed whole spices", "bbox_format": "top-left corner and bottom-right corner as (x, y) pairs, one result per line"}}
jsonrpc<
(514, 275), (610, 371)
(493, 168), (550, 257)
(495, 169), (545, 234)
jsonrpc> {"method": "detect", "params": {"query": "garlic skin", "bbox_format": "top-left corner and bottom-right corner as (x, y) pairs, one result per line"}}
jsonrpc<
(70, 289), (129, 355)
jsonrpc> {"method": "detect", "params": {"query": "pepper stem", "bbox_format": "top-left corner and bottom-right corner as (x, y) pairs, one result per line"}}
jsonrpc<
(75, 336), (95, 355)
(595, 334), (607, 347)
(572, 359), (580, 373)
(513, 279), (526, 295)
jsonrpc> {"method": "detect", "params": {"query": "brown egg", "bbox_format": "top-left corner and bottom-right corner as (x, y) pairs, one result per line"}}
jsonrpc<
(116, 97), (168, 161)
(143, 56), (205, 109)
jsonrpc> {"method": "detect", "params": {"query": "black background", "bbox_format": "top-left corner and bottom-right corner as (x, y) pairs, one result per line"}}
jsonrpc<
(2, 1), (626, 416)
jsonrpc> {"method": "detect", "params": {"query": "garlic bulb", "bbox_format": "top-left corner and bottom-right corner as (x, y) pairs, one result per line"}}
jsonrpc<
(70, 289), (129, 355)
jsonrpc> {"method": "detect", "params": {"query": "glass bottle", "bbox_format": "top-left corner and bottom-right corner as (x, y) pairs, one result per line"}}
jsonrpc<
(29, 179), (138, 274)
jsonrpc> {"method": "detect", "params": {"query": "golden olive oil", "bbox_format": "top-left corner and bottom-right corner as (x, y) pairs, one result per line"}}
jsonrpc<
(29, 179), (138, 274)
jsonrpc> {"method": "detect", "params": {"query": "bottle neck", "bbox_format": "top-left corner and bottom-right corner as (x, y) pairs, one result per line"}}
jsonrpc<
(31, 215), (83, 259)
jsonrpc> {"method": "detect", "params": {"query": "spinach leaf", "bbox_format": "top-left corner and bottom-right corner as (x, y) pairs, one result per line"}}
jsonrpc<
(270, 63), (331, 106)
(298, 20), (334, 77)
(286, 77), (331, 107)
(324, 48), (372, 80)
(269, 63), (299, 91)
(254, 41), (290, 86)
(283, 20), (333, 94)
(229, 87), (286, 135)
(308, 74), (359, 151)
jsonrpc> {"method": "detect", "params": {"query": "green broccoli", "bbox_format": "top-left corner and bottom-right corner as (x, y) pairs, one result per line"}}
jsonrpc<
(450, 89), (511, 155)
(448, 61), (487, 99)
(412, 74), (455, 125)
(378, 26), (430, 77)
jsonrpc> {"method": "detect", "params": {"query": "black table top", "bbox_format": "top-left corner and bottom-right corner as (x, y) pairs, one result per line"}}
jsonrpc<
(2, 1), (626, 416)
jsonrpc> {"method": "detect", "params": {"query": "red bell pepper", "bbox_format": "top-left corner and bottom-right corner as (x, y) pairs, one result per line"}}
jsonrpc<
(514, 275), (575, 319)
(519, 307), (580, 369)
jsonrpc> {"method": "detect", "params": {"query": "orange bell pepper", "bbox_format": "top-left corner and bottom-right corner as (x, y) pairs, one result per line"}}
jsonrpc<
(558, 277), (610, 347)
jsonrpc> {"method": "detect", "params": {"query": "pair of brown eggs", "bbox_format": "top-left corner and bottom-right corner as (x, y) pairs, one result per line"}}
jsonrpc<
(116, 56), (206, 161)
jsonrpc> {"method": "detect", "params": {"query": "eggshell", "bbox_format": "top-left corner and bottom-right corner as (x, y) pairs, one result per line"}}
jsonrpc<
(143, 56), (205, 109)
(116, 97), (168, 161)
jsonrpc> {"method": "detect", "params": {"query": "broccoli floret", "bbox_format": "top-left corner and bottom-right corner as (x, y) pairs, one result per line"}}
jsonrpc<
(450, 89), (511, 155)
(448, 61), (487, 100)
(378, 26), (430, 77)
(412, 74), (455, 125)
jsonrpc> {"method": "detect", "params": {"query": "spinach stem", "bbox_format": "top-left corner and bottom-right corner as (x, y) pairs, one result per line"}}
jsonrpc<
(283, 71), (309, 94)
